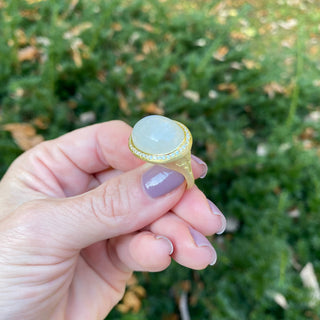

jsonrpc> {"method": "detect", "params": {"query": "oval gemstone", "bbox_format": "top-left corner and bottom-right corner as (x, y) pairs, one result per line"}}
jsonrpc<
(132, 115), (185, 154)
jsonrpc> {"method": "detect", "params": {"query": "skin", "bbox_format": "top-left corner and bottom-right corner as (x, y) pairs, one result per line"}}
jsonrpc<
(0, 121), (225, 320)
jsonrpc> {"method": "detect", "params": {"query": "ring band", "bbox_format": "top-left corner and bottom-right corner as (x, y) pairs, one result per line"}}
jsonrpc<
(129, 115), (194, 189)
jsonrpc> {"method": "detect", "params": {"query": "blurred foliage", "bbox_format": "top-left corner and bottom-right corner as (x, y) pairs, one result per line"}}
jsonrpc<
(1, 0), (320, 319)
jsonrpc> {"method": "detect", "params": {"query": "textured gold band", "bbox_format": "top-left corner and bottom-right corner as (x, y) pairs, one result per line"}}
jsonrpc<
(161, 150), (194, 189)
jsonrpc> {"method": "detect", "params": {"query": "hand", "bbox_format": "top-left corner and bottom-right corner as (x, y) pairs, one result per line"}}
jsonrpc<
(0, 121), (226, 320)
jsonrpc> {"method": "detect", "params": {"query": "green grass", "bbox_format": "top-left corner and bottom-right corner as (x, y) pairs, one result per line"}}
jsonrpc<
(1, 0), (320, 318)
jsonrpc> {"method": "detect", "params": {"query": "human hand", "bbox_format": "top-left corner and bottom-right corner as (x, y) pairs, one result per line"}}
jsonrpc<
(0, 121), (226, 320)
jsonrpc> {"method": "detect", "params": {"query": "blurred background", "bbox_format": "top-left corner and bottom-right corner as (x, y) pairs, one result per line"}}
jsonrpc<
(1, 0), (320, 319)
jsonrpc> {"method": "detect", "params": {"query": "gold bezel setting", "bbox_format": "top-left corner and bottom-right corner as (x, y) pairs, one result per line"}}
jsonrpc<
(129, 121), (192, 164)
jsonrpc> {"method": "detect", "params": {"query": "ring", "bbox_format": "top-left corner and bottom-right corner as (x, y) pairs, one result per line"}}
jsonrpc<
(129, 115), (194, 189)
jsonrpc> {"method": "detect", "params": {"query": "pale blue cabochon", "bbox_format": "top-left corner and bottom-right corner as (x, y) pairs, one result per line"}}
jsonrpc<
(131, 115), (185, 154)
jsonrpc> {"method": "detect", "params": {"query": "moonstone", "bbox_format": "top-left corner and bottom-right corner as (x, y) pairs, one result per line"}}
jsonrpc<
(131, 115), (185, 154)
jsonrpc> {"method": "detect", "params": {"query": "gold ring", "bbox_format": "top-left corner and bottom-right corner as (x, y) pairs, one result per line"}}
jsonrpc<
(129, 115), (194, 189)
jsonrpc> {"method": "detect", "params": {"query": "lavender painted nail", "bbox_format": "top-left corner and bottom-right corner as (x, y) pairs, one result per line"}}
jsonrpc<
(208, 199), (226, 235)
(142, 165), (185, 198)
(191, 154), (208, 179)
(188, 226), (217, 266)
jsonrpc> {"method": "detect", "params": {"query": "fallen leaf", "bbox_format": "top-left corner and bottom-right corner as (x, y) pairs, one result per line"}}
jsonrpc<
(300, 263), (320, 307)
(242, 59), (260, 69)
(134, 54), (145, 62)
(32, 116), (49, 129)
(134, 88), (145, 100)
(97, 70), (107, 83)
(183, 90), (200, 103)
(305, 110), (320, 122)
(263, 82), (286, 99)
(118, 92), (131, 115)
(241, 27), (256, 38)
(256, 143), (268, 157)
(300, 127), (315, 140)
(213, 46), (229, 61)
(117, 274), (146, 314)
(230, 31), (248, 41)
(217, 83), (238, 94)
(12, 87), (25, 99)
(132, 21), (155, 33)
(15, 29), (27, 46)
(19, 9), (41, 20)
(273, 292), (289, 309)
(142, 40), (157, 54)
(230, 61), (242, 70)
(132, 285), (146, 298)
(117, 291), (142, 313)
(287, 207), (300, 218)
(208, 89), (218, 99)
(206, 141), (217, 160)
(313, 80), (320, 87)
(79, 111), (96, 124)
(195, 38), (207, 47)
(141, 102), (164, 115)
(225, 217), (240, 233)
(169, 65), (179, 73)
(278, 19), (298, 30)
(3, 123), (44, 151)
(111, 22), (122, 31)
(63, 22), (93, 39)
(25, 0), (46, 4)
(18, 46), (40, 62)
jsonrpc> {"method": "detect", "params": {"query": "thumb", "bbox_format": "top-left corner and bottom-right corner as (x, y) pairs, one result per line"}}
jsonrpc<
(24, 165), (186, 250)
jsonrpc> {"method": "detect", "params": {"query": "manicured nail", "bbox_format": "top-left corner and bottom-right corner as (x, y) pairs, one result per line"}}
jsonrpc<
(188, 226), (217, 266)
(155, 235), (174, 255)
(208, 199), (226, 235)
(191, 154), (208, 179)
(142, 165), (185, 198)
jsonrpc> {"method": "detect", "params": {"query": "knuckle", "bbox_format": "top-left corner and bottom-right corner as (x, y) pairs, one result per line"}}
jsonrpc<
(90, 177), (134, 224)
(103, 179), (131, 219)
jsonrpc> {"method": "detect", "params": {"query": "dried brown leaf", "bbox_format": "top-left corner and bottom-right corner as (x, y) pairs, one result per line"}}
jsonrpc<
(15, 29), (28, 46)
(111, 22), (122, 31)
(141, 102), (164, 115)
(230, 31), (248, 41)
(127, 274), (138, 287)
(300, 127), (315, 140)
(3, 123), (44, 151)
(25, 0), (46, 4)
(18, 46), (40, 62)
(134, 54), (145, 62)
(117, 291), (142, 313)
(263, 82), (286, 99)
(142, 40), (157, 54)
(118, 92), (131, 115)
(20, 9), (41, 20)
(218, 83), (238, 94)
(242, 59), (260, 69)
(63, 22), (92, 39)
(132, 285), (146, 298)
(132, 21), (155, 33)
(32, 117), (49, 130)
(213, 46), (229, 61)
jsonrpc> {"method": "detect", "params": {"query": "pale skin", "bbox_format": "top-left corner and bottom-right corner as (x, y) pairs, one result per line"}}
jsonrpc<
(0, 121), (225, 320)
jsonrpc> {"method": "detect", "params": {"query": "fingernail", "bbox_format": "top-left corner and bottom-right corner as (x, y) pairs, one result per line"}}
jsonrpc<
(188, 227), (217, 266)
(208, 199), (226, 235)
(191, 155), (208, 179)
(142, 165), (185, 198)
(155, 235), (174, 255)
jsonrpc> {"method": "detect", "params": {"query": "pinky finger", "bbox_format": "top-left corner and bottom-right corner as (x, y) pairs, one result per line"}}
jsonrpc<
(109, 231), (173, 272)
